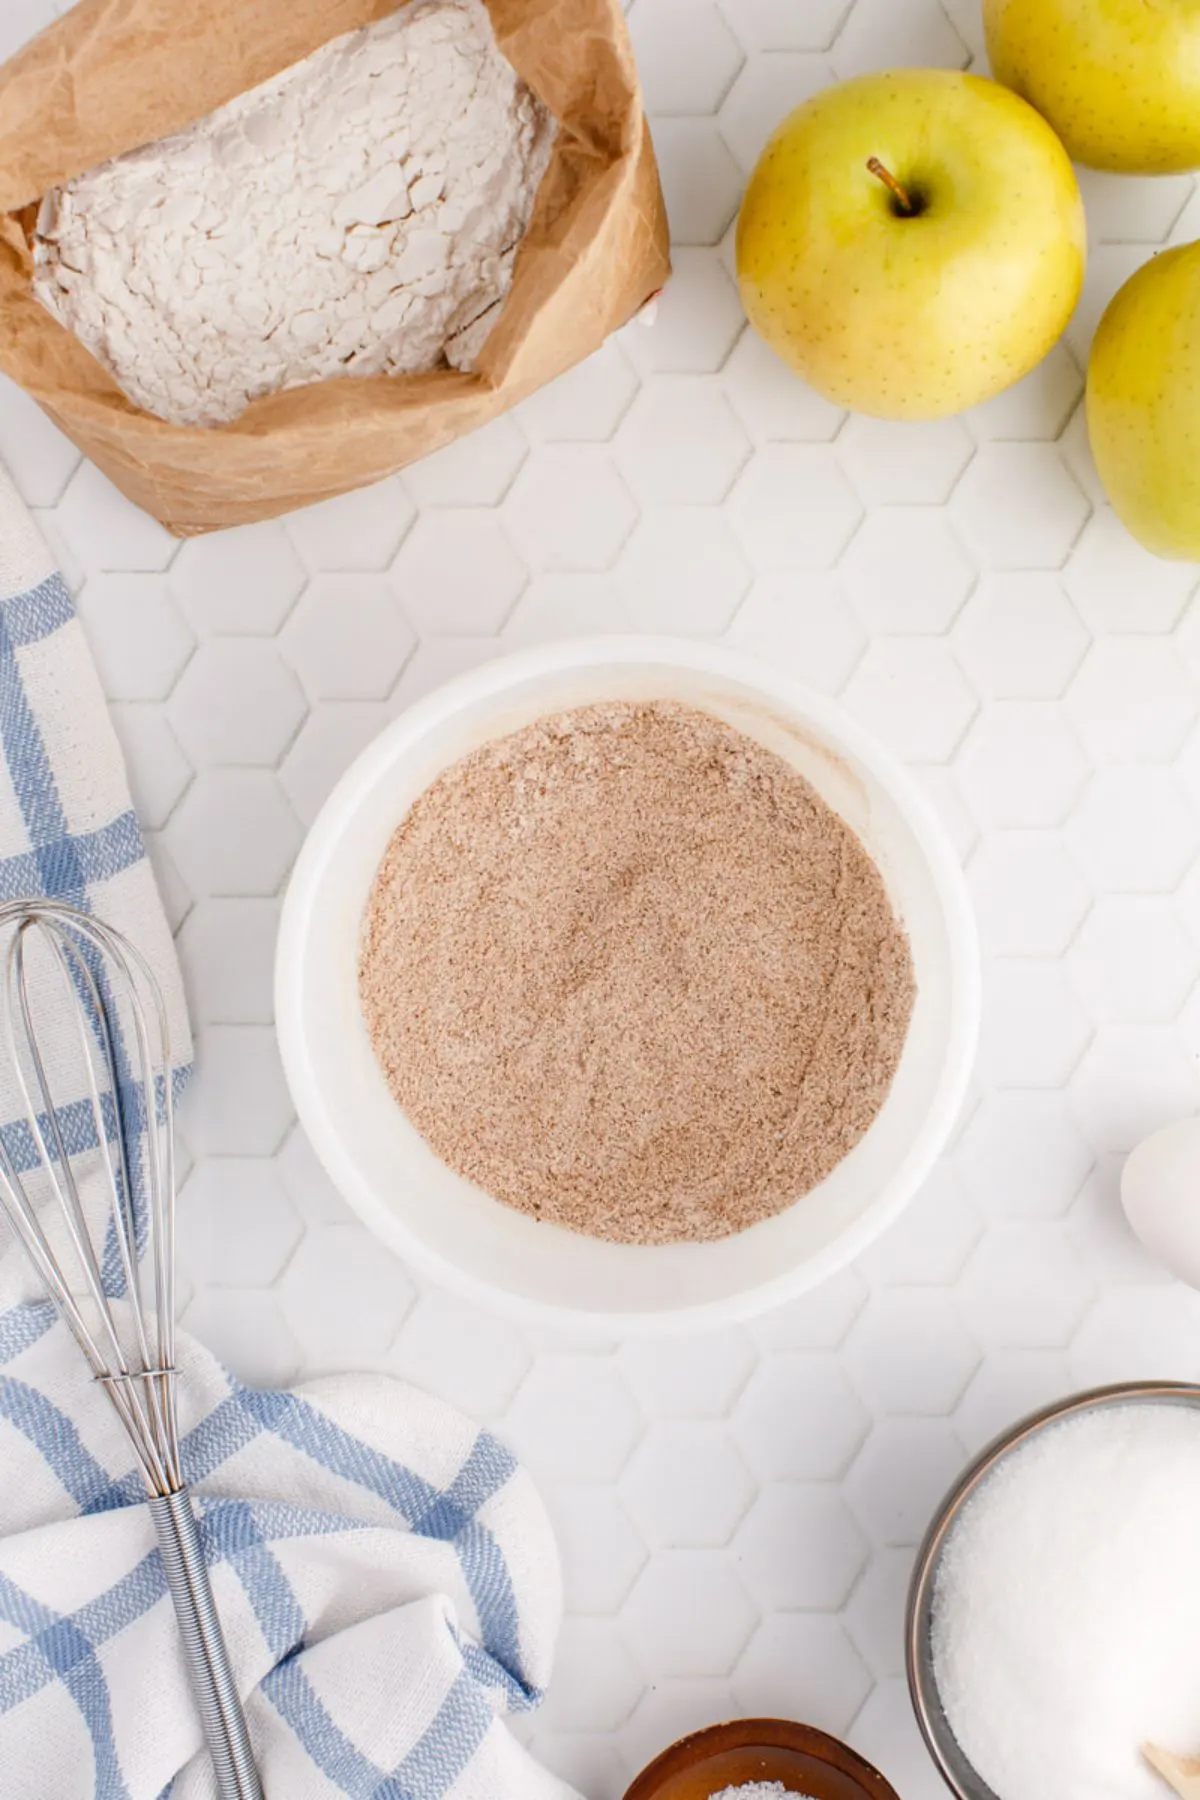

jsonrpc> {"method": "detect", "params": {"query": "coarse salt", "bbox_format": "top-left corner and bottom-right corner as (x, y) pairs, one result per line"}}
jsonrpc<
(32, 0), (554, 426)
(709, 1785), (813, 1799)
(932, 1402), (1200, 1800)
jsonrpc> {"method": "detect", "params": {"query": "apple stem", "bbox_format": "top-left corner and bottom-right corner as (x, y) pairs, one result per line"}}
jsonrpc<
(867, 156), (915, 216)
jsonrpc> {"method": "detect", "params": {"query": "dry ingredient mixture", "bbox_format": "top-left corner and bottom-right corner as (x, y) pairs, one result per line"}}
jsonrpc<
(933, 1403), (1200, 1800)
(32, 0), (554, 426)
(359, 700), (915, 1246)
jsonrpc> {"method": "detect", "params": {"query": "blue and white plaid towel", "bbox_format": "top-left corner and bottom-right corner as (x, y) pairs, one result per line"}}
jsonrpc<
(0, 459), (191, 1306)
(0, 469), (576, 1800)
(0, 1317), (574, 1800)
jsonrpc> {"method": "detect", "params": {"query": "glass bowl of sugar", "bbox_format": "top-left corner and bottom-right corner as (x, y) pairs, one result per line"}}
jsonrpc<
(907, 1381), (1200, 1800)
(622, 1718), (902, 1800)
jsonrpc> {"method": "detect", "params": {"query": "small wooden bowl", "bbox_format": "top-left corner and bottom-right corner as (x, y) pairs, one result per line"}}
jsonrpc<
(623, 1718), (903, 1800)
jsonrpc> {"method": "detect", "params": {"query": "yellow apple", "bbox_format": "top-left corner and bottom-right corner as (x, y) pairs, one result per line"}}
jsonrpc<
(985, 0), (1200, 175)
(735, 70), (1085, 421)
(1087, 243), (1200, 560)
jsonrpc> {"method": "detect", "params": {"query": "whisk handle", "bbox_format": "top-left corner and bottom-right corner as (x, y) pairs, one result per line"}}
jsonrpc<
(148, 1488), (265, 1800)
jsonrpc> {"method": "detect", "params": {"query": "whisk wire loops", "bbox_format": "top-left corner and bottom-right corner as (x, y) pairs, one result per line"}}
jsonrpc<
(0, 900), (179, 1497)
(0, 899), (261, 1798)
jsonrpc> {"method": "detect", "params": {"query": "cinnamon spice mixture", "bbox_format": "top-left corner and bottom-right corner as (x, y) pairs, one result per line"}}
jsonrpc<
(359, 700), (915, 1245)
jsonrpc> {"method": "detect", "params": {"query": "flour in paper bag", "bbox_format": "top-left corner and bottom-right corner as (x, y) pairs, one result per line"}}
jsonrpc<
(32, 0), (555, 426)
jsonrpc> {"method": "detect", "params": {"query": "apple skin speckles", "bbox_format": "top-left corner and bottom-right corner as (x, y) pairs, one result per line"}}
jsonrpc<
(985, 0), (1200, 175)
(734, 69), (1085, 423)
(1087, 243), (1200, 559)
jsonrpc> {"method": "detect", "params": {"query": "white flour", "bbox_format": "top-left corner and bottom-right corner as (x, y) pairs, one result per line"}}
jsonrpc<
(32, 0), (554, 426)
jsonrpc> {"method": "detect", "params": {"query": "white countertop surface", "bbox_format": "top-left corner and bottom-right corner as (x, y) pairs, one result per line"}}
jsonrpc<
(8, 1), (1200, 1794)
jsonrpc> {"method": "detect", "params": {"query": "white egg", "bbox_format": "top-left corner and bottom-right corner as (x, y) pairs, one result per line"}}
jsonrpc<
(1121, 1115), (1200, 1288)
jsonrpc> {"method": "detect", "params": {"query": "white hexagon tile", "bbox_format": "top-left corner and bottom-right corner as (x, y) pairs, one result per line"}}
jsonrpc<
(9, 1), (1200, 1797)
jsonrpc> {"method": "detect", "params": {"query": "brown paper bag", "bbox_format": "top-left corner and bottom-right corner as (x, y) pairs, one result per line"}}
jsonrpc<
(0, 0), (670, 535)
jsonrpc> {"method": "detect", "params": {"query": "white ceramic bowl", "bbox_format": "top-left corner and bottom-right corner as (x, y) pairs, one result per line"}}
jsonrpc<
(276, 636), (979, 1334)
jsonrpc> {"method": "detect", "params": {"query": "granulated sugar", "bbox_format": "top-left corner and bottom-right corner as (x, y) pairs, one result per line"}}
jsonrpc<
(33, 0), (554, 425)
(359, 700), (914, 1245)
(932, 1402), (1200, 1800)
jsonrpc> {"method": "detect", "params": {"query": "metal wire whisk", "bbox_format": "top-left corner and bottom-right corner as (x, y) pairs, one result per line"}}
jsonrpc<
(0, 898), (263, 1800)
